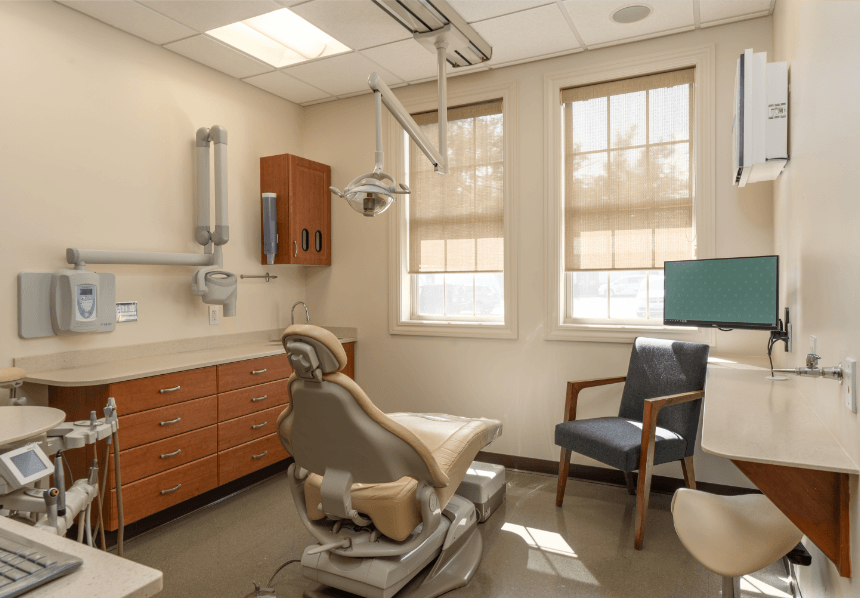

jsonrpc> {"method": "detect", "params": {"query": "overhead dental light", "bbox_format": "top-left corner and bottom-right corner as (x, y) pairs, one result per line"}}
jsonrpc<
(331, 13), (492, 217)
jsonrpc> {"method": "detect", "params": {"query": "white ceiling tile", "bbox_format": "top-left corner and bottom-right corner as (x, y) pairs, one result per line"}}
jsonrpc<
(564, 1), (694, 47)
(243, 70), (332, 104)
(290, 1), (410, 50)
(361, 40), (439, 83)
(472, 4), (579, 67)
(447, 0), (553, 23)
(699, 0), (771, 23)
(138, 0), (281, 33)
(58, 1), (196, 45)
(282, 52), (403, 96)
(165, 35), (274, 78)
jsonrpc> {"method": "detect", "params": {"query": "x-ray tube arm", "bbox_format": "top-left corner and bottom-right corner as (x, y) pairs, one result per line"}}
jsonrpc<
(66, 248), (216, 268)
(210, 125), (229, 245)
(195, 128), (211, 248)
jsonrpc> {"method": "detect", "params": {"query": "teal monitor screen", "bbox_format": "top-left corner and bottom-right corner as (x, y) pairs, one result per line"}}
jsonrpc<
(664, 256), (778, 330)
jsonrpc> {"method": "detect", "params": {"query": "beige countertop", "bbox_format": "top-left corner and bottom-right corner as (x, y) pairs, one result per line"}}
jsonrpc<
(701, 356), (859, 475)
(17, 327), (356, 388)
(0, 517), (162, 598)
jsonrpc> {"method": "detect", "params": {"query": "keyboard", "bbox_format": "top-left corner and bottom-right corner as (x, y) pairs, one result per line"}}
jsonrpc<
(0, 528), (82, 598)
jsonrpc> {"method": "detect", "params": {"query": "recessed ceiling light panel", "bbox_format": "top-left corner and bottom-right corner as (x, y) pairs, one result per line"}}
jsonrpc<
(208, 8), (351, 68)
(611, 5), (652, 24)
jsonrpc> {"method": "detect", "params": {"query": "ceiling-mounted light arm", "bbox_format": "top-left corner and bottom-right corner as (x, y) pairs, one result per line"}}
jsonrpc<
(368, 39), (449, 174)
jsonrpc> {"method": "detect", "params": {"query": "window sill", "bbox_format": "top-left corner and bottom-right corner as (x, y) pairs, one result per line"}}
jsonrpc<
(390, 318), (517, 340)
(546, 321), (715, 344)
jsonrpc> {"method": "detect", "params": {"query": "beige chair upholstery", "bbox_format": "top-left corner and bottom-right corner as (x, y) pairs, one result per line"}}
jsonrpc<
(277, 325), (502, 542)
(672, 489), (803, 577)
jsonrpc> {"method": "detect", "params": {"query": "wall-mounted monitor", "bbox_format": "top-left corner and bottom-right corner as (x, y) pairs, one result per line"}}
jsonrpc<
(663, 256), (779, 330)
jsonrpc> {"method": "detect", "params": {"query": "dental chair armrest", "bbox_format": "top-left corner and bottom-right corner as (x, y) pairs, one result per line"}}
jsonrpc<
(563, 376), (627, 422)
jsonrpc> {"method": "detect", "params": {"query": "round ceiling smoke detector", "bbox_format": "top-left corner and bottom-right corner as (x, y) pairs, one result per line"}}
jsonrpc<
(612, 5), (652, 24)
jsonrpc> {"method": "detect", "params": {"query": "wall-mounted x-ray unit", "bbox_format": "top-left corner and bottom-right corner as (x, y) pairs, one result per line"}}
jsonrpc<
(733, 48), (788, 187)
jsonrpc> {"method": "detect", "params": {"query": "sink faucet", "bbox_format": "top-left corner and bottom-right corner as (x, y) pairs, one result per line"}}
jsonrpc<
(772, 353), (843, 381)
(291, 301), (310, 325)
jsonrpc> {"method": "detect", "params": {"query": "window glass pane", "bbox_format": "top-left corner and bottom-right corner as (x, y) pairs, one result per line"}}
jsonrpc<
(610, 91), (646, 148)
(609, 270), (646, 319)
(572, 271), (608, 319)
(417, 274), (444, 316)
(648, 270), (665, 321)
(649, 84), (689, 143)
(445, 273), (474, 316)
(475, 273), (504, 316)
(567, 97), (607, 153)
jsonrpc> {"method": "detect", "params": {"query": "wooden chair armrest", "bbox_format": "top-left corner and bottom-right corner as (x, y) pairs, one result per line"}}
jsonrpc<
(638, 390), (705, 489)
(562, 376), (627, 423)
(643, 390), (705, 410)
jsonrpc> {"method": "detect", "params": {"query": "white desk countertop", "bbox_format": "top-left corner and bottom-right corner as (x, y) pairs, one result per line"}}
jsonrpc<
(0, 517), (162, 598)
(702, 357), (860, 475)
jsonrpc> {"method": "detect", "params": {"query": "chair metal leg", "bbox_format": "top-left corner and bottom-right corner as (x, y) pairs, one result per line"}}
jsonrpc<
(721, 576), (740, 598)
(556, 448), (571, 507)
(623, 472), (636, 495)
(681, 456), (696, 490)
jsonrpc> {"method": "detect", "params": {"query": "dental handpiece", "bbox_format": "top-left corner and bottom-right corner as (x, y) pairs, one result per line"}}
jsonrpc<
(44, 488), (59, 530)
(54, 451), (66, 516)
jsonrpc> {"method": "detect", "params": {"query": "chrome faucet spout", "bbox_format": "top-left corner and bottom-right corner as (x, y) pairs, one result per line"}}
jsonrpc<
(291, 301), (310, 325)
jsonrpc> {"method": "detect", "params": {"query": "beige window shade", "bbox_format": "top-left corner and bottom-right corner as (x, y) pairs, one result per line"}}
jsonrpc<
(562, 68), (695, 272)
(408, 100), (504, 274)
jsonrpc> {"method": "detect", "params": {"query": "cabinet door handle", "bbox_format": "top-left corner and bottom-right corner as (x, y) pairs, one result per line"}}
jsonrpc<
(251, 369), (267, 375)
(160, 448), (182, 459)
(159, 385), (181, 394)
(294, 240), (298, 257)
(252, 451), (268, 460)
(160, 417), (182, 426)
(251, 395), (267, 402)
(251, 421), (268, 430)
(160, 483), (182, 495)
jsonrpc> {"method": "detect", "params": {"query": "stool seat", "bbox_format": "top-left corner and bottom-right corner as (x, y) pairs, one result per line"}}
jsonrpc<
(672, 489), (803, 578)
(0, 367), (26, 385)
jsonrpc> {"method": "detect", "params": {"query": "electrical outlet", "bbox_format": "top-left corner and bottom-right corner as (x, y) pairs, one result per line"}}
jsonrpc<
(209, 305), (219, 326)
(845, 358), (857, 413)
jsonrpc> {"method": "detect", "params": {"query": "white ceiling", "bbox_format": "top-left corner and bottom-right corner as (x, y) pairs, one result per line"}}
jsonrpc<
(56, 0), (776, 106)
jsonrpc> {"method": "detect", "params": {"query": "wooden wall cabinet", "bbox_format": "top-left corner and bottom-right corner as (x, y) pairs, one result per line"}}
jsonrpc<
(260, 154), (331, 266)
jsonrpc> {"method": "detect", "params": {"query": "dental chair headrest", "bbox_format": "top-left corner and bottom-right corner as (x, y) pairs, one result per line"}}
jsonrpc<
(282, 324), (347, 381)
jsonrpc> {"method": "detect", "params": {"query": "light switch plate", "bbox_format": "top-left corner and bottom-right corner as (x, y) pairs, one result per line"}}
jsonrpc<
(845, 358), (857, 413)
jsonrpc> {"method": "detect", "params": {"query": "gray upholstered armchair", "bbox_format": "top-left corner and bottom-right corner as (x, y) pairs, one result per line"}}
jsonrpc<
(554, 337), (709, 550)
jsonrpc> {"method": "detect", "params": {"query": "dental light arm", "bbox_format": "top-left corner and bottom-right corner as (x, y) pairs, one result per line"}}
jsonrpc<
(331, 39), (450, 216)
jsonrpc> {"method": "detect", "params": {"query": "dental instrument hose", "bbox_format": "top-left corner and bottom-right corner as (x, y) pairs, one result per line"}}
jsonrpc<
(109, 400), (125, 557)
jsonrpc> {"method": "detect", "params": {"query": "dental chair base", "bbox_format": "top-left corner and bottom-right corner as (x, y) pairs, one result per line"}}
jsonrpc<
(302, 494), (480, 598)
(454, 462), (506, 523)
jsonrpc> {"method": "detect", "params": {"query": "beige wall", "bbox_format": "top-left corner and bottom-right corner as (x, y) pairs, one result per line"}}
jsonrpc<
(772, 0), (860, 593)
(0, 1), (306, 377)
(304, 18), (775, 487)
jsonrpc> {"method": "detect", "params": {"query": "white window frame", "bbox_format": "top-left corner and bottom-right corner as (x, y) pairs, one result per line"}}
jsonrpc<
(389, 81), (518, 339)
(545, 45), (716, 344)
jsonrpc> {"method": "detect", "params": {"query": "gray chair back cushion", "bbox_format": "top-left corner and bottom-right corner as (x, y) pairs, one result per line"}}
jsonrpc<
(617, 338), (709, 457)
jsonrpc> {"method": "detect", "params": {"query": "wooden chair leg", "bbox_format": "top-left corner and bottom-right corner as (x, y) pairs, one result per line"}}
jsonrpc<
(681, 456), (696, 490)
(635, 399), (659, 550)
(556, 448), (572, 507)
(623, 472), (637, 495)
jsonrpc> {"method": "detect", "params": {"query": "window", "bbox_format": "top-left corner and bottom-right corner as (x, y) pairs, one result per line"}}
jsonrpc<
(408, 100), (505, 323)
(563, 69), (694, 325)
(389, 84), (517, 339)
(545, 47), (715, 343)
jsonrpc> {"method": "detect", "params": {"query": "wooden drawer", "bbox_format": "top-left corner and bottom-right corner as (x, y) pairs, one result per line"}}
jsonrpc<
(218, 405), (285, 451)
(108, 455), (218, 529)
(217, 355), (292, 393)
(118, 395), (217, 449)
(107, 425), (217, 488)
(342, 342), (355, 380)
(109, 367), (217, 416)
(218, 380), (289, 422)
(218, 434), (288, 485)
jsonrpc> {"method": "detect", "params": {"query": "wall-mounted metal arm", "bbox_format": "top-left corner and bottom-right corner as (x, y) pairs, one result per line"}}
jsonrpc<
(772, 353), (844, 381)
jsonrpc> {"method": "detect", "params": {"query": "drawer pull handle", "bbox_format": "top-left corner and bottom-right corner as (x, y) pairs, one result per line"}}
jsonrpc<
(251, 369), (267, 375)
(160, 417), (182, 426)
(160, 449), (182, 459)
(159, 385), (181, 394)
(160, 483), (182, 495)
(251, 395), (267, 402)
(251, 421), (268, 430)
(252, 451), (268, 460)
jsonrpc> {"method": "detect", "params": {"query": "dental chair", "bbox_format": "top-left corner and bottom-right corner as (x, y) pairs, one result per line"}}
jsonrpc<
(277, 325), (502, 598)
